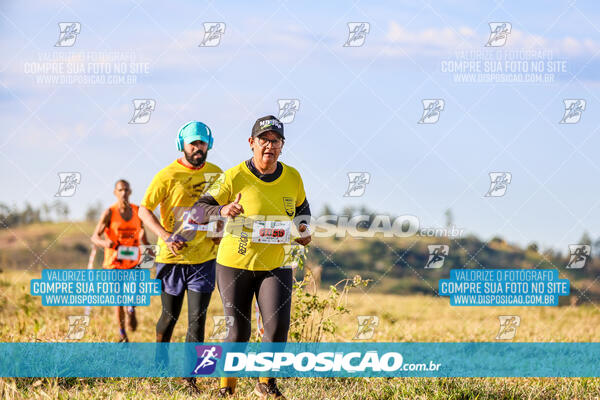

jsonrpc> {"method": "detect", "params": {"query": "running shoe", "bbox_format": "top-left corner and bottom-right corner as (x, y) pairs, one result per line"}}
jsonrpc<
(254, 378), (285, 399)
(180, 377), (201, 395)
(218, 386), (234, 397)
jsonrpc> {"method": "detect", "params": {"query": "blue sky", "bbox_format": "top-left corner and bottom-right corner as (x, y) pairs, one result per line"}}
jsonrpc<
(2, 0), (600, 251)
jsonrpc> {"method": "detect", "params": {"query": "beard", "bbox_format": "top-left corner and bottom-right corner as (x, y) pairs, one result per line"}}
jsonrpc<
(184, 149), (207, 167)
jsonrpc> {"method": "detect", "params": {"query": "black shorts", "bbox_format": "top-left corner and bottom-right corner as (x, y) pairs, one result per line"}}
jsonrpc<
(155, 259), (216, 296)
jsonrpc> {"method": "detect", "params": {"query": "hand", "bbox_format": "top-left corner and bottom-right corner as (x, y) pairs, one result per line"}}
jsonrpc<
(164, 232), (187, 256)
(294, 223), (312, 246)
(220, 193), (244, 218)
(103, 239), (115, 249)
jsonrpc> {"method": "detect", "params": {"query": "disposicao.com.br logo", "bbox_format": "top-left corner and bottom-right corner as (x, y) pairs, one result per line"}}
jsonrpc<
(192, 347), (441, 375)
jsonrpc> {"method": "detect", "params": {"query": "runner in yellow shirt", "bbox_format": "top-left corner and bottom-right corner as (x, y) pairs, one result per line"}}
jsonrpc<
(138, 121), (223, 394)
(193, 115), (311, 399)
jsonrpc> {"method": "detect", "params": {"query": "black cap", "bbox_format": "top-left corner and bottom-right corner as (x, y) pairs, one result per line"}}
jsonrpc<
(251, 115), (285, 139)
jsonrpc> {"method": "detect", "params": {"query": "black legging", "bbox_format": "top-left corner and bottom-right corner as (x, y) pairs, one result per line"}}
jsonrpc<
(156, 290), (212, 342)
(216, 264), (293, 343)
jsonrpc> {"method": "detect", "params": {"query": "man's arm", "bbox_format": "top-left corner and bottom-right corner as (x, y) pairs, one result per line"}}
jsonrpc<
(138, 220), (150, 246)
(138, 206), (187, 256)
(138, 206), (170, 242)
(90, 208), (114, 249)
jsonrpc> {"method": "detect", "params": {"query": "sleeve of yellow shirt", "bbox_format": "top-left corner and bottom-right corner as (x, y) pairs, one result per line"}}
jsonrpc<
(206, 170), (232, 205)
(141, 171), (167, 211)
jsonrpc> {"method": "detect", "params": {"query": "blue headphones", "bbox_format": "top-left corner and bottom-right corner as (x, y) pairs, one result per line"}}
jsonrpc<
(176, 121), (214, 151)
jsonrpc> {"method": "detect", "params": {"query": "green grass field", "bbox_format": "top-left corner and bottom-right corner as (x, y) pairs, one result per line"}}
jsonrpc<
(2, 269), (600, 399)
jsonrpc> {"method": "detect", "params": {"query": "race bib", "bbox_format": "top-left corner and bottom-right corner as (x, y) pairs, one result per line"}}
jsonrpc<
(117, 245), (139, 261)
(251, 220), (291, 244)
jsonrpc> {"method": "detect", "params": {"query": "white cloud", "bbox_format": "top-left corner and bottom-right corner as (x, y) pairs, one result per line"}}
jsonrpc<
(384, 21), (476, 55)
(381, 21), (600, 57)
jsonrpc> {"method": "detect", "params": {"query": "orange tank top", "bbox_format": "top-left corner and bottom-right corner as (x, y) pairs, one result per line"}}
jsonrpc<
(102, 203), (142, 269)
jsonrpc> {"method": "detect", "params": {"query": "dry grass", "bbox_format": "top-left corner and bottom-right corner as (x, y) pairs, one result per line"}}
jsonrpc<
(1, 269), (600, 399)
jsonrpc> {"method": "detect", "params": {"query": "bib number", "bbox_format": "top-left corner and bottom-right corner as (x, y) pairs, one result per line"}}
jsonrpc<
(117, 245), (139, 261)
(252, 220), (291, 244)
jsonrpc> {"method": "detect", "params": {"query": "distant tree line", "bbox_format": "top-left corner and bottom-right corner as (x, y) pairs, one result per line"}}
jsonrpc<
(319, 203), (600, 257)
(0, 200), (103, 229)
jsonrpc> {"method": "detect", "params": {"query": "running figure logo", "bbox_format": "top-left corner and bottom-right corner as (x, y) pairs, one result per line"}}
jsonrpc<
(55, 172), (81, 197)
(208, 316), (234, 340)
(425, 245), (449, 269)
(129, 99), (156, 124)
(205, 172), (225, 195)
(418, 99), (445, 124)
(343, 22), (370, 47)
(485, 172), (511, 197)
(353, 316), (379, 340)
(344, 172), (371, 197)
(137, 245), (160, 269)
(495, 315), (520, 340)
(277, 99), (300, 124)
(65, 315), (89, 340)
(199, 23), (226, 47)
(566, 244), (590, 269)
(55, 22), (81, 47)
(192, 345), (222, 375)
(203, 172), (223, 188)
(485, 22), (511, 47)
(559, 99), (586, 124)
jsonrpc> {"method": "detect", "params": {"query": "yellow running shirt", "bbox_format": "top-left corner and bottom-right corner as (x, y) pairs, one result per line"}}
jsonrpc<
(207, 161), (306, 271)
(141, 159), (223, 264)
